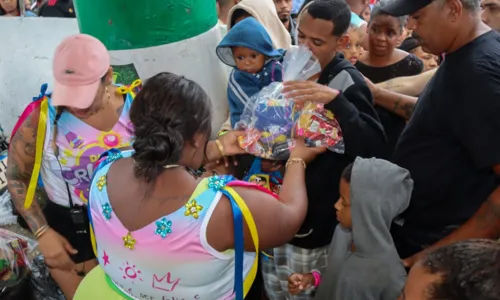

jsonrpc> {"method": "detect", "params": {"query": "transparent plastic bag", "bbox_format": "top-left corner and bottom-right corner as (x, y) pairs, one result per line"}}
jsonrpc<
(30, 255), (66, 300)
(293, 102), (345, 154)
(237, 46), (321, 160)
(0, 192), (19, 227)
(0, 229), (65, 300)
(0, 229), (36, 291)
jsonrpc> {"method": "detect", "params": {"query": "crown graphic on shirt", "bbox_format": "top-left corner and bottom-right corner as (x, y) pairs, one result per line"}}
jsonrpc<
(152, 273), (180, 292)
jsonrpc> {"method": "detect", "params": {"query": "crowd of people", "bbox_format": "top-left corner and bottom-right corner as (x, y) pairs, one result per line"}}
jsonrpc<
(4, 0), (500, 299)
(0, 0), (75, 18)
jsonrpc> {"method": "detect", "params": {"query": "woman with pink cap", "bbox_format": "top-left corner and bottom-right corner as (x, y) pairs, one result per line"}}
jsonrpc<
(6, 33), (137, 298)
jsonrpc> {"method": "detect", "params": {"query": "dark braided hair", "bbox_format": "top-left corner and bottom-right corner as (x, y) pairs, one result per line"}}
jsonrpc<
(130, 72), (212, 183)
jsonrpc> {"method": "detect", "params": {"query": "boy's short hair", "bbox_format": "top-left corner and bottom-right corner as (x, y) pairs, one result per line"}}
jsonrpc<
(422, 239), (500, 300)
(341, 162), (354, 183)
(305, 0), (352, 37)
(230, 8), (251, 26)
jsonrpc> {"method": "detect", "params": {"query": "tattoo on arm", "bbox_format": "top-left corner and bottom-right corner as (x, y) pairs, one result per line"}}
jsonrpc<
(392, 98), (401, 113)
(378, 79), (404, 92)
(6, 108), (48, 233)
(400, 102), (415, 119)
(392, 97), (415, 120)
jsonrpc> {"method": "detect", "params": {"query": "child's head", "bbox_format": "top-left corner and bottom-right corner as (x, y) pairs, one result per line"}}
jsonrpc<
(216, 17), (282, 74)
(232, 47), (266, 74)
(400, 37), (438, 71)
(360, 4), (371, 22)
(367, 2), (406, 57)
(335, 158), (413, 235)
(338, 26), (363, 65)
(335, 162), (354, 229)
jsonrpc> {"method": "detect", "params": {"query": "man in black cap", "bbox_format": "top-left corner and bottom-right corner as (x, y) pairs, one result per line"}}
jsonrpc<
(380, 0), (500, 268)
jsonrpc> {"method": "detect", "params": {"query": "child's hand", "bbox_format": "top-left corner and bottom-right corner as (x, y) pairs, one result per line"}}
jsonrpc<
(288, 273), (314, 295)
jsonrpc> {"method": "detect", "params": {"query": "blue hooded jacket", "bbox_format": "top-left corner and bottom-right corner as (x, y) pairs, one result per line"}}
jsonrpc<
(216, 17), (285, 128)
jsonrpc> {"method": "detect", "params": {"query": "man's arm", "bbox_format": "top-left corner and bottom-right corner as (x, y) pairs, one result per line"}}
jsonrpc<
(372, 87), (418, 121)
(376, 68), (437, 97)
(6, 106), (49, 234)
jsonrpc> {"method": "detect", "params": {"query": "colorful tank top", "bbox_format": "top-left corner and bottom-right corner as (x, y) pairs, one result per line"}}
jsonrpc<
(40, 88), (135, 207)
(88, 150), (258, 299)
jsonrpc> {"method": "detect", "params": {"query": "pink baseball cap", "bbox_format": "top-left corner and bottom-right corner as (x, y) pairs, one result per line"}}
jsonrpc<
(52, 34), (110, 109)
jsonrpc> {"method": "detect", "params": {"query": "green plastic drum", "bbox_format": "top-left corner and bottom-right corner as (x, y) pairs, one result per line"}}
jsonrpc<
(74, 0), (218, 50)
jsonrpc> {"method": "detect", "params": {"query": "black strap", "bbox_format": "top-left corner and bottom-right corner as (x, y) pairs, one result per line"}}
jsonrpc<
(52, 111), (76, 207)
(54, 153), (75, 207)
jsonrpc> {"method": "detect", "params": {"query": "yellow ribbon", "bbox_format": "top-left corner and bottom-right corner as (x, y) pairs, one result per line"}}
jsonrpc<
(223, 186), (259, 298)
(24, 99), (48, 209)
(116, 80), (142, 98)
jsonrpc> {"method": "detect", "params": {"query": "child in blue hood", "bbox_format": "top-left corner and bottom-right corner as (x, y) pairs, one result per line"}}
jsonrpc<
(216, 17), (285, 128)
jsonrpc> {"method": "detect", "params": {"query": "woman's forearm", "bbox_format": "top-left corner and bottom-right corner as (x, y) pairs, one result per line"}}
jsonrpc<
(276, 161), (308, 236)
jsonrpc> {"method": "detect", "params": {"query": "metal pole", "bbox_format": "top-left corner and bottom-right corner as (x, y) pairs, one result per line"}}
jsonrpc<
(18, 0), (26, 17)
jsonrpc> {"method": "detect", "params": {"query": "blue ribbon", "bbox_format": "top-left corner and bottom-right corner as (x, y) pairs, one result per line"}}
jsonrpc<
(225, 190), (244, 300)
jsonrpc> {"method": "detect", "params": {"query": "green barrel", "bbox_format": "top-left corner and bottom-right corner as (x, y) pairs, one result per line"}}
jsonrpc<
(74, 0), (218, 51)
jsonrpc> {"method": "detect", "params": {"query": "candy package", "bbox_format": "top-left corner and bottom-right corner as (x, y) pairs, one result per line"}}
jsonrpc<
(293, 102), (345, 153)
(236, 46), (321, 160)
(0, 229), (36, 291)
(237, 46), (345, 159)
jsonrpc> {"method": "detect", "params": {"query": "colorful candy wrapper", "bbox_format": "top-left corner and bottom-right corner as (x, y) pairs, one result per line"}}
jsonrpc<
(293, 102), (345, 154)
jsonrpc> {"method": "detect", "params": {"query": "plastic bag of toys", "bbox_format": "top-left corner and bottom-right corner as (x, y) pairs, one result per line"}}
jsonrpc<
(236, 46), (321, 160)
(0, 229), (36, 296)
(293, 102), (345, 154)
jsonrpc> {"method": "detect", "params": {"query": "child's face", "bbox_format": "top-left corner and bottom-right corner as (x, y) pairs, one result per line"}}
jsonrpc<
(232, 46), (266, 74)
(411, 46), (438, 71)
(361, 6), (371, 22)
(339, 28), (363, 65)
(368, 14), (401, 57)
(334, 179), (352, 229)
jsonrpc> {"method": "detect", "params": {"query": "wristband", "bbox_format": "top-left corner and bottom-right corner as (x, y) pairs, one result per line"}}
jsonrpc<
(34, 224), (50, 240)
(311, 271), (321, 288)
(215, 139), (226, 157)
(217, 130), (229, 137)
(285, 158), (306, 169)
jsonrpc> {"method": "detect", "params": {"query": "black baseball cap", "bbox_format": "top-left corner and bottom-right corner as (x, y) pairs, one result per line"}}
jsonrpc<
(380, 0), (434, 16)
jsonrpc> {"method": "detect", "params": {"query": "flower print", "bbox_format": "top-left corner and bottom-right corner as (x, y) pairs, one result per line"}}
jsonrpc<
(207, 175), (234, 191)
(102, 203), (112, 220)
(155, 218), (173, 239)
(96, 176), (106, 191)
(123, 232), (136, 250)
(184, 199), (203, 219)
(106, 151), (123, 163)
